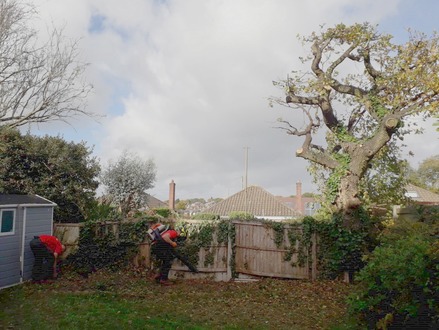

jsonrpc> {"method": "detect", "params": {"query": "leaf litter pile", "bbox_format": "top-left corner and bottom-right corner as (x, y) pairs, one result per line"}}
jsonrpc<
(2, 269), (354, 329)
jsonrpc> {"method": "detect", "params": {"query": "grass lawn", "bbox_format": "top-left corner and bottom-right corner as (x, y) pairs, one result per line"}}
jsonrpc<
(0, 268), (363, 329)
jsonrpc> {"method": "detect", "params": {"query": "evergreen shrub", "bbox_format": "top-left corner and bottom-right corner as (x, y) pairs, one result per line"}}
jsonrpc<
(348, 217), (438, 329)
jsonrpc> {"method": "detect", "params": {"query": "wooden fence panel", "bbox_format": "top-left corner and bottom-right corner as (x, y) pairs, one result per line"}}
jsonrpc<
(54, 223), (84, 257)
(171, 220), (230, 281)
(172, 244), (229, 281)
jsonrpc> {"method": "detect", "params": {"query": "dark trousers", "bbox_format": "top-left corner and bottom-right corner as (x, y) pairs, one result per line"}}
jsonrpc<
(151, 241), (175, 280)
(30, 237), (54, 281)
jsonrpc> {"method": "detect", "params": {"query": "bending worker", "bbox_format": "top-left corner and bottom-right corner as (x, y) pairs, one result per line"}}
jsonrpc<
(30, 235), (65, 282)
(151, 225), (180, 286)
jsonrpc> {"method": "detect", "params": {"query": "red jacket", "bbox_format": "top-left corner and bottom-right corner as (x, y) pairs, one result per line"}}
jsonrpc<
(39, 235), (63, 255)
(162, 229), (179, 240)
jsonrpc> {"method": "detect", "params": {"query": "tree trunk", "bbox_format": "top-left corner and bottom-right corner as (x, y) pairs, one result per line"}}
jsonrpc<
(335, 173), (363, 229)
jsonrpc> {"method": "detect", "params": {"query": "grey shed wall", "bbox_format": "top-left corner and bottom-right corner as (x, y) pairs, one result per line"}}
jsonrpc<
(22, 207), (55, 280)
(0, 196), (55, 290)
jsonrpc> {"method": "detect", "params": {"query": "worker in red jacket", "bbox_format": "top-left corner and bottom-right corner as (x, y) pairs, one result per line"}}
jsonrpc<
(30, 235), (65, 282)
(151, 226), (180, 286)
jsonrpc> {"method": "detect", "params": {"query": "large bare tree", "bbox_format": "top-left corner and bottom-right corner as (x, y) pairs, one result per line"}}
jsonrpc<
(273, 23), (439, 228)
(0, 0), (92, 129)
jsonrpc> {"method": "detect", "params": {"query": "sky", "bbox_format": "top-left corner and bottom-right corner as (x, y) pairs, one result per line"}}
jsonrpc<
(28, 0), (439, 201)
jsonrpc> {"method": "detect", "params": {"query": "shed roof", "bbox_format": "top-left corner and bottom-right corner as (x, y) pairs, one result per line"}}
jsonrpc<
(203, 185), (300, 218)
(0, 194), (56, 207)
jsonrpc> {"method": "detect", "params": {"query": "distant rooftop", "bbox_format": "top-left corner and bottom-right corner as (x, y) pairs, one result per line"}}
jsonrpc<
(203, 186), (300, 219)
(405, 184), (439, 205)
(145, 194), (167, 209)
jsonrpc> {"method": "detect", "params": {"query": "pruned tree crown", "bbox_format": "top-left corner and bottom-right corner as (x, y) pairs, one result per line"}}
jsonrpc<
(273, 23), (439, 226)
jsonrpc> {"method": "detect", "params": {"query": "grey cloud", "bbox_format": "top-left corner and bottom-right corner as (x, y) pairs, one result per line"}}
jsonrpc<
(31, 0), (438, 201)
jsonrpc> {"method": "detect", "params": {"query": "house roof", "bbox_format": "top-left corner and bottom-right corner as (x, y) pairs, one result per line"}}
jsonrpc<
(0, 194), (56, 207)
(145, 194), (167, 209)
(405, 184), (439, 205)
(203, 186), (300, 219)
(276, 196), (318, 208)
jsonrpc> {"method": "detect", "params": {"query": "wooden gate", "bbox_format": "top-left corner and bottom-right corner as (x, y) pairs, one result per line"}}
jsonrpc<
(233, 220), (317, 280)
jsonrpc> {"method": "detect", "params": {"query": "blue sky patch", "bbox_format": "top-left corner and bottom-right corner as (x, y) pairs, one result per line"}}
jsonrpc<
(88, 14), (106, 34)
(88, 13), (131, 41)
(107, 76), (132, 117)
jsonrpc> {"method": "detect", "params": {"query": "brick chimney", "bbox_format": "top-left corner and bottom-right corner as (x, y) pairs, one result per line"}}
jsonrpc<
(168, 180), (176, 211)
(296, 181), (303, 214)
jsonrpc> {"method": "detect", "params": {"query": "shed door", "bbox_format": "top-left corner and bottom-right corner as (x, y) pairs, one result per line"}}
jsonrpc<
(0, 208), (22, 289)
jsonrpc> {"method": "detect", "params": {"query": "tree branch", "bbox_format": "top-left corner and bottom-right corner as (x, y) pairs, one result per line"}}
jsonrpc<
(362, 48), (381, 79)
(276, 106), (339, 169)
(0, 2), (94, 129)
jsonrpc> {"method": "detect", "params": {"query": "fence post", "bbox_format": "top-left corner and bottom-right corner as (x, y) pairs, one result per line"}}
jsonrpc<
(226, 221), (233, 281)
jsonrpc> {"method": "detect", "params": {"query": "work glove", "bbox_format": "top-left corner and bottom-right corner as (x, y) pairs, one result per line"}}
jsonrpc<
(170, 242), (177, 248)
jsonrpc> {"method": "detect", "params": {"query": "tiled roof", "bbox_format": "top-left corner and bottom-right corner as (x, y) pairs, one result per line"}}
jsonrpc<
(0, 194), (56, 206)
(276, 196), (318, 209)
(405, 184), (439, 204)
(203, 186), (300, 218)
(145, 194), (167, 209)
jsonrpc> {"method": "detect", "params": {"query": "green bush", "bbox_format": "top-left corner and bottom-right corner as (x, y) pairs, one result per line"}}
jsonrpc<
(302, 214), (372, 280)
(348, 220), (438, 329)
(65, 239), (136, 276)
(174, 220), (223, 267)
(154, 208), (172, 218)
(416, 205), (439, 225)
(191, 213), (220, 220)
(84, 200), (122, 222)
(65, 220), (154, 276)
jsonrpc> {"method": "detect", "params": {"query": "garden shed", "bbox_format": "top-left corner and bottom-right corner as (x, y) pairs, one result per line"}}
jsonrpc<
(0, 194), (56, 289)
